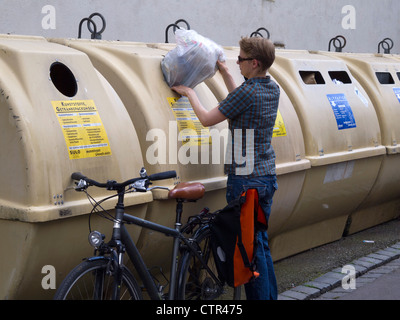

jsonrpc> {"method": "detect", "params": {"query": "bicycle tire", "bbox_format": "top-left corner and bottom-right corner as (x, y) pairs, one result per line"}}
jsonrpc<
(54, 259), (142, 300)
(177, 226), (243, 300)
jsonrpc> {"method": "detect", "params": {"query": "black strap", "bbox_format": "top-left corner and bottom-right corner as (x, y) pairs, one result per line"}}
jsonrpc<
(237, 238), (252, 268)
(236, 193), (252, 269)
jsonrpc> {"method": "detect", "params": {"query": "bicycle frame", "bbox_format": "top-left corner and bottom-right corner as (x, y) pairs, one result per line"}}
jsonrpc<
(109, 189), (222, 300)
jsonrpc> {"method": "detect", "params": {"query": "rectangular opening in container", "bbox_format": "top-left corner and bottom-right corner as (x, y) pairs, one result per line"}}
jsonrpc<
(397, 72), (400, 81)
(299, 71), (325, 85)
(376, 72), (394, 84)
(328, 71), (352, 84)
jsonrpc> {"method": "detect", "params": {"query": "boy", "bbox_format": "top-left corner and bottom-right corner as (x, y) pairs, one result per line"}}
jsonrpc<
(172, 36), (280, 300)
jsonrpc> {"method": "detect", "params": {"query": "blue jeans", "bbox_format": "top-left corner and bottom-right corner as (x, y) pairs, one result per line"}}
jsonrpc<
(226, 174), (278, 300)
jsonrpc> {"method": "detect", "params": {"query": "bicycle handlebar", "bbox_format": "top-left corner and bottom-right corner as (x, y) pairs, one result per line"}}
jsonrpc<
(147, 171), (177, 181)
(71, 172), (87, 181)
(71, 169), (176, 191)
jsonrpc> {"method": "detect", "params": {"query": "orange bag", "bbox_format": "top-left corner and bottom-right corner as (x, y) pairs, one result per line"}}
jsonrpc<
(233, 189), (266, 287)
(211, 189), (267, 287)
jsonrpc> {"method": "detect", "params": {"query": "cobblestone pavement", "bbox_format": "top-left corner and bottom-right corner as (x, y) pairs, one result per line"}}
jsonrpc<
(277, 241), (400, 300)
(314, 256), (400, 300)
(275, 218), (400, 295)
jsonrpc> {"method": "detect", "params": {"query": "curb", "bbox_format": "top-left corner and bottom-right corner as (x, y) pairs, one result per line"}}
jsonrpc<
(278, 241), (400, 300)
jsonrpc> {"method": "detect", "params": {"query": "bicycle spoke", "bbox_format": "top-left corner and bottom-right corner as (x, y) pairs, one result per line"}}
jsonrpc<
(177, 227), (243, 300)
(54, 260), (142, 300)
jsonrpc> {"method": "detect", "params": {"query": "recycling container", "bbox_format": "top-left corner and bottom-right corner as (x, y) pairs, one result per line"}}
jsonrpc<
(268, 50), (385, 258)
(49, 38), (229, 273)
(319, 52), (400, 234)
(203, 46), (311, 261)
(0, 35), (150, 299)
(387, 54), (400, 63)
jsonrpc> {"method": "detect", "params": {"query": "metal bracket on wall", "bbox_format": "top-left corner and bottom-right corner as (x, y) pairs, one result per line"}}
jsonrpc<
(328, 35), (347, 52)
(378, 38), (394, 54)
(250, 27), (271, 39)
(78, 12), (106, 39)
(164, 19), (191, 43)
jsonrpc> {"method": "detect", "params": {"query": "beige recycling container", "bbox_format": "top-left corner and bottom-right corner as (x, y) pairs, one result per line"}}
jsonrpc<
(203, 46), (311, 261)
(0, 35), (150, 299)
(268, 50), (385, 258)
(319, 52), (400, 234)
(49, 38), (229, 273)
(388, 54), (400, 62)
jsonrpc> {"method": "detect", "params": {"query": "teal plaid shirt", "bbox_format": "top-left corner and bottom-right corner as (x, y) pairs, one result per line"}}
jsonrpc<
(218, 76), (280, 177)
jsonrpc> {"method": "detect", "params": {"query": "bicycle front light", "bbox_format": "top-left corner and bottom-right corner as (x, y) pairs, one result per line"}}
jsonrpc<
(88, 231), (104, 248)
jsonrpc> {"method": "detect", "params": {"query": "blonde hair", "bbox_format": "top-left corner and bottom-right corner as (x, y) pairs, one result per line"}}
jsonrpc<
(239, 37), (275, 71)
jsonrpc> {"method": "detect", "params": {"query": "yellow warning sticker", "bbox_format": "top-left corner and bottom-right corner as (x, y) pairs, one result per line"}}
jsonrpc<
(273, 110), (287, 138)
(52, 100), (112, 159)
(167, 97), (211, 146)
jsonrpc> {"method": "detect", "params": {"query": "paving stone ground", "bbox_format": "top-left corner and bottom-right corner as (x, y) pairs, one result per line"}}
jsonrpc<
(278, 241), (400, 300)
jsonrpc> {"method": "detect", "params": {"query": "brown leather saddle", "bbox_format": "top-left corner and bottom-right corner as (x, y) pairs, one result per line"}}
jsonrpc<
(168, 182), (205, 201)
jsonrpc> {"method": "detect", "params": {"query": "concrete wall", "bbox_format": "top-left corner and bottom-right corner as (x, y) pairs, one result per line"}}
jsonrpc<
(0, 0), (399, 53)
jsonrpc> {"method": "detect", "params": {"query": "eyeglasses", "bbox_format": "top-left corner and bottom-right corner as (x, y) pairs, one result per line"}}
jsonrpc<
(237, 56), (254, 63)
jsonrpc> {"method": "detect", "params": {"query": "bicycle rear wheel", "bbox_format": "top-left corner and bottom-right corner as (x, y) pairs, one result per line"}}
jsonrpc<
(54, 259), (142, 300)
(177, 226), (243, 300)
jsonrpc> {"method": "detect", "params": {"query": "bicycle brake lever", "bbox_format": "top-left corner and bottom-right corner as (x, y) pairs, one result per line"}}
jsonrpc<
(147, 186), (170, 191)
(75, 179), (88, 191)
(129, 179), (148, 192)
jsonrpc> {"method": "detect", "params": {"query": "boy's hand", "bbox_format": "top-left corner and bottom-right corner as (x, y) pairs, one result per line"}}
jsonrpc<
(171, 85), (193, 97)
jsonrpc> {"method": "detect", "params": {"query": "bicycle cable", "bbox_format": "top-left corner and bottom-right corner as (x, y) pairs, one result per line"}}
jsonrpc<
(84, 189), (120, 232)
(84, 184), (147, 232)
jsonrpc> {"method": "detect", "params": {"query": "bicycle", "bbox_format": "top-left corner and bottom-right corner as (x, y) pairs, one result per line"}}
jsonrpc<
(54, 168), (242, 300)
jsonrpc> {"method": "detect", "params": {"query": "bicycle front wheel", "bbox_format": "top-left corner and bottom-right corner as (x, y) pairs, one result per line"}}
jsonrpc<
(54, 259), (142, 300)
(177, 226), (243, 300)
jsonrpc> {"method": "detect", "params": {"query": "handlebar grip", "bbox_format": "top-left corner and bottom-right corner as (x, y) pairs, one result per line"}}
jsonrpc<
(71, 172), (87, 181)
(148, 170), (177, 181)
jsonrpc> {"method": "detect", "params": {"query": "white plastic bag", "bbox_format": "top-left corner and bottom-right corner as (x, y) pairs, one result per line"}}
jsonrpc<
(161, 29), (225, 88)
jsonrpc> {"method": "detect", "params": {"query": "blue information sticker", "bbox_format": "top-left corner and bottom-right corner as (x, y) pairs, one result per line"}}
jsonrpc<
(393, 88), (400, 103)
(327, 94), (357, 130)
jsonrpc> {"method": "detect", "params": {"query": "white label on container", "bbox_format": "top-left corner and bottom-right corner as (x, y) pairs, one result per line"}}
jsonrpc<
(354, 87), (369, 107)
(323, 161), (355, 184)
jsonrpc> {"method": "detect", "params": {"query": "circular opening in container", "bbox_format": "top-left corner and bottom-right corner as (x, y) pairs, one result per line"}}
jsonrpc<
(50, 62), (78, 97)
